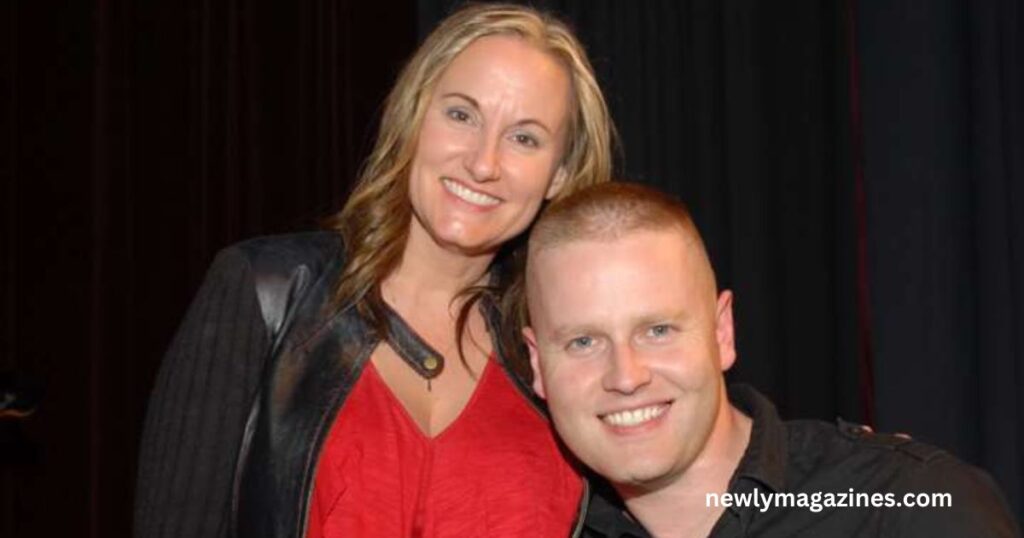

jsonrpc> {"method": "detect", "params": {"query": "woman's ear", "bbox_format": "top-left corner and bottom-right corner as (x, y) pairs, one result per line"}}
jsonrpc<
(545, 166), (569, 200)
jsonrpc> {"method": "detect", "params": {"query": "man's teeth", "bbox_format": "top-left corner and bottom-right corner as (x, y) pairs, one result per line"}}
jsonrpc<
(602, 404), (668, 427)
(443, 178), (500, 206)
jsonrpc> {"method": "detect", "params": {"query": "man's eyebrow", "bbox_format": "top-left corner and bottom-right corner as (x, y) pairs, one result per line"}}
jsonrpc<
(636, 310), (691, 327)
(439, 92), (553, 134)
(549, 323), (600, 342)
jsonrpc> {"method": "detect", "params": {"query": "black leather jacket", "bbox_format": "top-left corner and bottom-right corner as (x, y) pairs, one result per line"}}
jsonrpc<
(145, 232), (589, 538)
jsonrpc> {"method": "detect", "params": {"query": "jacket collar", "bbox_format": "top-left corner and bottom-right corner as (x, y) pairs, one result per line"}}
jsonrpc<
(236, 238), (552, 538)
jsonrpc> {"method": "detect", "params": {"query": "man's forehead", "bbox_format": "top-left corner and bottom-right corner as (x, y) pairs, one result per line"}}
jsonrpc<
(526, 227), (716, 323)
(528, 225), (700, 276)
(546, 306), (694, 339)
(528, 230), (709, 302)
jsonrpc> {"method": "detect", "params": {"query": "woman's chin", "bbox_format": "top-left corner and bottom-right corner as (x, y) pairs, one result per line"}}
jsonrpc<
(436, 235), (503, 258)
(412, 212), (517, 259)
(420, 221), (496, 255)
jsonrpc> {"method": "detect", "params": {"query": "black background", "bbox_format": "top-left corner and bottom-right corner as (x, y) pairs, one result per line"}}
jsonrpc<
(3, 0), (1021, 535)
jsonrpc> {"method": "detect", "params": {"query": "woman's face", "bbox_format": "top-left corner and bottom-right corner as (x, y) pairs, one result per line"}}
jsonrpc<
(407, 35), (573, 256)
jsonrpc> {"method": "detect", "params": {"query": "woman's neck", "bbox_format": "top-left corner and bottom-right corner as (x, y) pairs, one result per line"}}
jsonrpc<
(383, 219), (495, 311)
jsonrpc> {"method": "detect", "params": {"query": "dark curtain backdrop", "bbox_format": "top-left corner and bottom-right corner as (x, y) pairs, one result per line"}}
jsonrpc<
(3, 0), (1021, 536)
(859, 0), (1024, 519)
(421, 0), (867, 425)
(3, 2), (414, 537)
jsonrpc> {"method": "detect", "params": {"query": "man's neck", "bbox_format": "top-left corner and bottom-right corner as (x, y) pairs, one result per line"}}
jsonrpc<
(619, 396), (753, 538)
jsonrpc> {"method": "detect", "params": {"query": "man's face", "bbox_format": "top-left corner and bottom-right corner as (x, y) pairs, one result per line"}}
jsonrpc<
(525, 228), (735, 493)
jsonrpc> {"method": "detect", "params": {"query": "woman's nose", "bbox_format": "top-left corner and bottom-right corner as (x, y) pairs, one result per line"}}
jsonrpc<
(466, 132), (501, 182)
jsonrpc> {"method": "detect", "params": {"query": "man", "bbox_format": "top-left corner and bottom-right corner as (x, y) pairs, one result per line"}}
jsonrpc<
(523, 182), (1020, 537)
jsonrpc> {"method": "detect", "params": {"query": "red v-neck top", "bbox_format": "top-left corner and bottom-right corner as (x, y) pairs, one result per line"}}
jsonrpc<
(305, 357), (583, 538)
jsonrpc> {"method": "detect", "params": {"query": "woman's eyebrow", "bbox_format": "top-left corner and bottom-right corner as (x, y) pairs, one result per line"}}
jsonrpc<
(439, 92), (553, 134)
(513, 119), (552, 134)
(440, 92), (479, 108)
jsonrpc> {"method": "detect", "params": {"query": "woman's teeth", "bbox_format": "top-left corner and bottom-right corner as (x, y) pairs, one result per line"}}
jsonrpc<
(443, 178), (500, 207)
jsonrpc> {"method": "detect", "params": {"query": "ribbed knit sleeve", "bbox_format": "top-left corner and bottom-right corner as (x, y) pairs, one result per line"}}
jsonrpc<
(134, 246), (270, 538)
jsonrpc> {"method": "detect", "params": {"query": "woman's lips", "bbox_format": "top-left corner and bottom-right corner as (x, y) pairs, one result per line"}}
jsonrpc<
(442, 177), (501, 207)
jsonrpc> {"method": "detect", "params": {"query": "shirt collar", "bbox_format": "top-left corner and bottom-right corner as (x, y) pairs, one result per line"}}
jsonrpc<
(726, 383), (788, 494)
(584, 384), (789, 536)
(584, 478), (650, 538)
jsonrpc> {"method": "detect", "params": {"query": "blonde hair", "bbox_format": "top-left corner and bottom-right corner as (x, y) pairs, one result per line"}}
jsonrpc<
(328, 3), (616, 346)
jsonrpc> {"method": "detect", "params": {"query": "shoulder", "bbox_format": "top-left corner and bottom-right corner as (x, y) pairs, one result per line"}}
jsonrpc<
(227, 231), (344, 274)
(884, 442), (1020, 536)
(784, 419), (1019, 536)
(785, 417), (955, 471)
(205, 232), (347, 339)
(786, 417), (991, 483)
(196, 232), (344, 298)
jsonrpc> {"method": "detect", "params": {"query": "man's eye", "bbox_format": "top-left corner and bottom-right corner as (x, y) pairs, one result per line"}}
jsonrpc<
(567, 336), (594, 350)
(648, 324), (673, 338)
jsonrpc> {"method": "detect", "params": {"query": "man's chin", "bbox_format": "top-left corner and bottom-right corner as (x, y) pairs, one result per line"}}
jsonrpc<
(602, 464), (675, 496)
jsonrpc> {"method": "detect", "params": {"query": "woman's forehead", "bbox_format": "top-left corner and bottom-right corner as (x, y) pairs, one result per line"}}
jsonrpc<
(433, 36), (571, 110)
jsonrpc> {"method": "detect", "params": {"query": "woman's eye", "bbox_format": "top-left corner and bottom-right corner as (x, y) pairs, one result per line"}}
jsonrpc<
(511, 133), (539, 148)
(446, 108), (471, 123)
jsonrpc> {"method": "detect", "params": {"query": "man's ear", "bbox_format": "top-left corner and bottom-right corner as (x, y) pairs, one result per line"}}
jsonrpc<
(715, 290), (737, 371)
(544, 166), (568, 200)
(522, 326), (547, 399)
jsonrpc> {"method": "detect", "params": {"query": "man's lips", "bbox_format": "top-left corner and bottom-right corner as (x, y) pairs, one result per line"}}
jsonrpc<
(599, 401), (672, 428)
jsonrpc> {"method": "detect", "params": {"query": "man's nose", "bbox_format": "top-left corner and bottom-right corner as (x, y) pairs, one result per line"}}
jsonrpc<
(602, 344), (652, 394)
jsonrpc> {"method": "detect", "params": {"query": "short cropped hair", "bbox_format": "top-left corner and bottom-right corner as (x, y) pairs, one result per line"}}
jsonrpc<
(528, 182), (702, 255)
(517, 182), (714, 337)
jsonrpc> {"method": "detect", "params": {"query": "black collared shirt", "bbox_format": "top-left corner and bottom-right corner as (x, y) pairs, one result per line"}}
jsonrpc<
(583, 384), (1020, 537)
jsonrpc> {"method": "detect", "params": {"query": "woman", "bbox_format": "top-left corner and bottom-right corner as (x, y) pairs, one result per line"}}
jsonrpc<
(134, 4), (614, 538)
